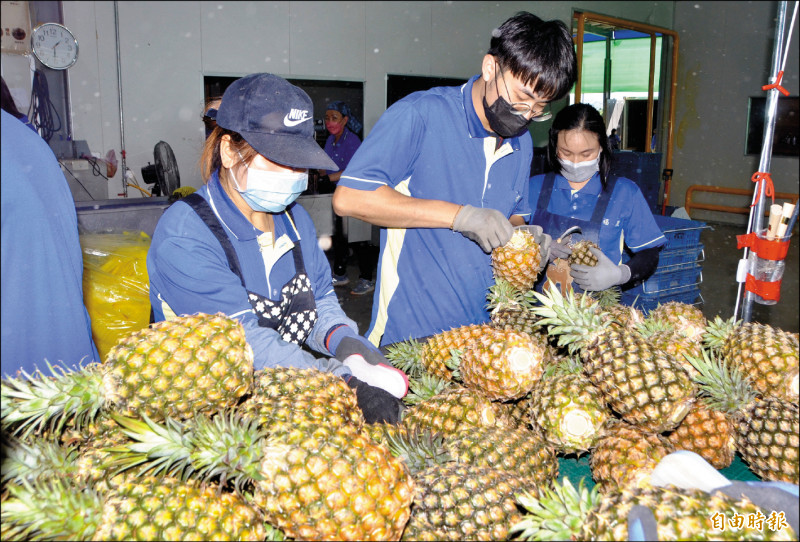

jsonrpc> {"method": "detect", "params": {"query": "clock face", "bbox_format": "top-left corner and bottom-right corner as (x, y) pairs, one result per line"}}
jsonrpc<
(31, 23), (78, 70)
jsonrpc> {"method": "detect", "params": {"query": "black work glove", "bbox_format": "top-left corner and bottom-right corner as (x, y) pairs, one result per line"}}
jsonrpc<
(346, 376), (401, 424)
(451, 204), (514, 253)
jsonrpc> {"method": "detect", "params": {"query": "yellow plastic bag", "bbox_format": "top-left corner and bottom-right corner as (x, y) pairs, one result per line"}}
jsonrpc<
(81, 231), (151, 361)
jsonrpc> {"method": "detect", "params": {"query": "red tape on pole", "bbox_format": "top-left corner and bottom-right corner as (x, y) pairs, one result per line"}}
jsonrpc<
(745, 274), (782, 301)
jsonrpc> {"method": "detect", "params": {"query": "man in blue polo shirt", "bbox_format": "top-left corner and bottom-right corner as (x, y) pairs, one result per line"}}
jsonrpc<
(333, 12), (577, 346)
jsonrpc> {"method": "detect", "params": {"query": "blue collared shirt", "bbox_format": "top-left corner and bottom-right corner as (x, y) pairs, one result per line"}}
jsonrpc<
(324, 128), (361, 175)
(529, 171), (666, 263)
(338, 74), (532, 346)
(147, 172), (357, 376)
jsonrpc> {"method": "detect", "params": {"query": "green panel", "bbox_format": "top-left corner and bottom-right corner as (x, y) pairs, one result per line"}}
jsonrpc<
(581, 37), (662, 93)
(557, 452), (760, 491)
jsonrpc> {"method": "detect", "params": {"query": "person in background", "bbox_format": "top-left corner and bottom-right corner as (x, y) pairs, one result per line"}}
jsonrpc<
(333, 11), (574, 347)
(319, 101), (376, 296)
(202, 96), (222, 139)
(1, 76), (37, 133)
(530, 103), (666, 295)
(608, 128), (621, 150)
(147, 74), (407, 423)
(1, 109), (100, 377)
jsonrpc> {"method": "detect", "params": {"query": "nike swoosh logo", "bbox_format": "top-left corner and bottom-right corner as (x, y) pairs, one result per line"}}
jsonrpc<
(283, 114), (311, 127)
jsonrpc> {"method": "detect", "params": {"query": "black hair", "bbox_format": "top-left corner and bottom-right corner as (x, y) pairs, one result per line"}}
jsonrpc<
(547, 103), (613, 189)
(487, 12), (577, 102)
(1, 77), (25, 119)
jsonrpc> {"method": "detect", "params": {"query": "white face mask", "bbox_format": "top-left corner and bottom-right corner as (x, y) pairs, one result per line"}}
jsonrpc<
(231, 153), (308, 213)
(558, 151), (601, 184)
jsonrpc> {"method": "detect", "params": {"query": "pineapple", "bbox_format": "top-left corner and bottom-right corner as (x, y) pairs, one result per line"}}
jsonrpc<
(240, 367), (363, 433)
(568, 239), (600, 267)
(687, 349), (799, 484)
(402, 384), (509, 437)
(704, 316), (799, 403)
(388, 325), (485, 380)
(2, 475), (266, 541)
(531, 284), (696, 433)
(491, 228), (543, 292)
(445, 425), (558, 489)
(590, 420), (674, 493)
(649, 300), (707, 343)
(528, 357), (611, 454)
(402, 463), (526, 541)
(457, 327), (547, 400)
(1, 313), (253, 438)
(109, 412), (414, 541)
(512, 477), (795, 541)
(666, 402), (736, 469)
(637, 318), (703, 377)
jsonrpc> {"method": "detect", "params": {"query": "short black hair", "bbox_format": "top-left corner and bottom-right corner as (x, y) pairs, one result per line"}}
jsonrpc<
(547, 103), (614, 190)
(1, 76), (25, 120)
(488, 12), (577, 102)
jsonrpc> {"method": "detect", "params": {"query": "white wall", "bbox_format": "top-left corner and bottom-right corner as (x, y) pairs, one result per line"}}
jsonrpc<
(671, 1), (799, 225)
(4, 1), (675, 200)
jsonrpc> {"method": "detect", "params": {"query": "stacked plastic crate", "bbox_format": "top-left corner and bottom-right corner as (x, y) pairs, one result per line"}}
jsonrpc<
(621, 214), (709, 314)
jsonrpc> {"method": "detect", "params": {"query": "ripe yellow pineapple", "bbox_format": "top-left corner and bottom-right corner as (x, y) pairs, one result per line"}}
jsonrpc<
(2, 475), (266, 541)
(387, 325), (485, 380)
(666, 402), (736, 469)
(1, 313), (253, 438)
(568, 239), (600, 267)
(531, 285), (696, 433)
(687, 349), (799, 484)
(637, 318), (703, 378)
(110, 413), (414, 541)
(402, 384), (509, 437)
(491, 229), (543, 292)
(704, 316), (799, 403)
(649, 300), (707, 342)
(590, 420), (675, 493)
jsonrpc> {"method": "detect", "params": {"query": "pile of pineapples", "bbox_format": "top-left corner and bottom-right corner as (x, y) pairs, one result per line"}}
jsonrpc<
(1, 229), (797, 541)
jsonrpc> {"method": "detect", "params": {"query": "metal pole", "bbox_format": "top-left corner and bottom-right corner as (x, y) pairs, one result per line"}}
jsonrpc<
(114, 1), (128, 197)
(738, 1), (788, 322)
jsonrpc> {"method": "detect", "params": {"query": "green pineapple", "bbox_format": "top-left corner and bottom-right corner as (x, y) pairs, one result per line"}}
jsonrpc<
(531, 285), (696, 433)
(704, 316), (799, 403)
(512, 478), (794, 541)
(687, 349), (799, 484)
(1, 313), (253, 438)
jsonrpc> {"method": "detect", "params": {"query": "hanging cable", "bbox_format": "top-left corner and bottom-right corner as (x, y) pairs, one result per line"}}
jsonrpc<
(27, 69), (62, 142)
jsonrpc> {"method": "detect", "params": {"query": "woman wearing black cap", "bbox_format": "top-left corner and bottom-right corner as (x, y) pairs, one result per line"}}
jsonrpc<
(147, 73), (406, 423)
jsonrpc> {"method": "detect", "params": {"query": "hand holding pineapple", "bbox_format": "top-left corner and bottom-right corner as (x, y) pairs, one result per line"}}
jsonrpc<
(570, 245), (631, 291)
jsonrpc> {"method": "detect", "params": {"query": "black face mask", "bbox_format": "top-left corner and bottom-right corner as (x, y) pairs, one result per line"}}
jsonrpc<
(482, 77), (532, 138)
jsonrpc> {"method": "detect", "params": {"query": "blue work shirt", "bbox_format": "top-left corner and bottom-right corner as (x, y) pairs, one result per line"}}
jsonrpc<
(339, 74), (532, 346)
(529, 171), (666, 264)
(147, 172), (357, 377)
(1, 110), (99, 377)
(324, 128), (361, 175)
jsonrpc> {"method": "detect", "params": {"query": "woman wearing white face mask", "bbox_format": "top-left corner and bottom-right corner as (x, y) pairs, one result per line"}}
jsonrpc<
(529, 103), (666, 295)
(147, 74), (408, 424)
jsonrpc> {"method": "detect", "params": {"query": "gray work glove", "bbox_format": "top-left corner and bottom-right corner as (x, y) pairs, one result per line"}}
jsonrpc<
(549, 239), (573, 261)
(570, 247), (631, 291)
(452, 204), (514, 253)
(513, 225), (552, 265)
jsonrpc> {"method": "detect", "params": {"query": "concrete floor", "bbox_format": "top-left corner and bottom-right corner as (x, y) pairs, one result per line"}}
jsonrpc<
(330, 220), (799, 336)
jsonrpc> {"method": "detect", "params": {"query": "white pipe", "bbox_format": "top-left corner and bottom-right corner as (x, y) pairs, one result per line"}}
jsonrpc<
(114, 1), (127, 198)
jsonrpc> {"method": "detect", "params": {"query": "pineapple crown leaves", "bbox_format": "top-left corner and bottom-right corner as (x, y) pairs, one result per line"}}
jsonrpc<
(511, 477), (599, 541)
(1, 359), (105, 440)
(592, 286), (622, 307)
(384, 338), (426, 379)
(702, 315), (739, 350)
(636, 317), (672, 337)
(683, 349), (755, 414)
(3, 476), (105, 541)
(529, 283), (610, 354)
(109, 411), (268, 492)
(385, 427), (452, 474)
(486, 278), (536, 315)
(403, 373), (453, 406)
(1, 435), (80, 485)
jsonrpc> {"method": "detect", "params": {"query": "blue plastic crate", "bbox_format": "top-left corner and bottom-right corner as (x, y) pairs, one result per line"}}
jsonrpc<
(653, 214), (709, 250)
(621, 285), (703, 315)
(657, 244), (704, 271)
(639, 264), (702, 294)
